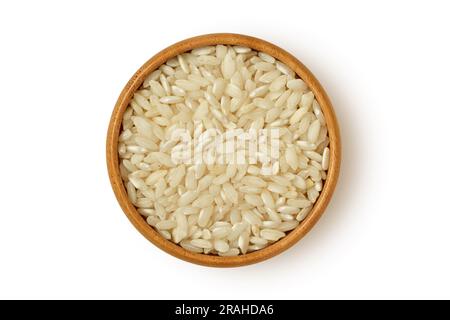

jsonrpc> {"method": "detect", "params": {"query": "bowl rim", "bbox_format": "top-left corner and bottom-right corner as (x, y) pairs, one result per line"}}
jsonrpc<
(106, 33), (341, 267)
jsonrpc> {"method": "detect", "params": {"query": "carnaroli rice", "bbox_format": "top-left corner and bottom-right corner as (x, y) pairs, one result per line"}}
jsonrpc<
(118, 45), (330, 256)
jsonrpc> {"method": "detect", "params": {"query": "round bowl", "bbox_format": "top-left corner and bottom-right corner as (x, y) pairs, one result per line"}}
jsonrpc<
(107, 33), (341, 267)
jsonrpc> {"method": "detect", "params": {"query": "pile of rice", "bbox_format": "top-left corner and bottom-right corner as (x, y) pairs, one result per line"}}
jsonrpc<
(118, 45), (330, 256)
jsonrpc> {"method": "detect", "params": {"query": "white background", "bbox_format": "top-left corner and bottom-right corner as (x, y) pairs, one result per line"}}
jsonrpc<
(0, 0), (449, 300)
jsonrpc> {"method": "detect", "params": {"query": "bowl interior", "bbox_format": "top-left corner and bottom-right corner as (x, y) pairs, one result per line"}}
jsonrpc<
(107, 33), (340, 267)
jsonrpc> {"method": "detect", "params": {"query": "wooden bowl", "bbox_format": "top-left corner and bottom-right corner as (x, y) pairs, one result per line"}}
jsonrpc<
(107, 33), (341, 267)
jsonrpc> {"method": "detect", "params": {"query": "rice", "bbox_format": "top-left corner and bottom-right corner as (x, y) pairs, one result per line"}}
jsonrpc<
(260, 229), (285, 241)
(267, 182), (288, 194)
(118, 45), (330, 256)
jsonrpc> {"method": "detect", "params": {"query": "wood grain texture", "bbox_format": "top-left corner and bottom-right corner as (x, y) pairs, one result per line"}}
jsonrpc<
(106, 33), (341, 267)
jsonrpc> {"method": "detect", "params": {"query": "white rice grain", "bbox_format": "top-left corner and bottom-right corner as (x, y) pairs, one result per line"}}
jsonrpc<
(191, 239), (212, 249)
(260, 229), (285, 241)
(156, 220), (177, 230)
(322, 147), (330, 170)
